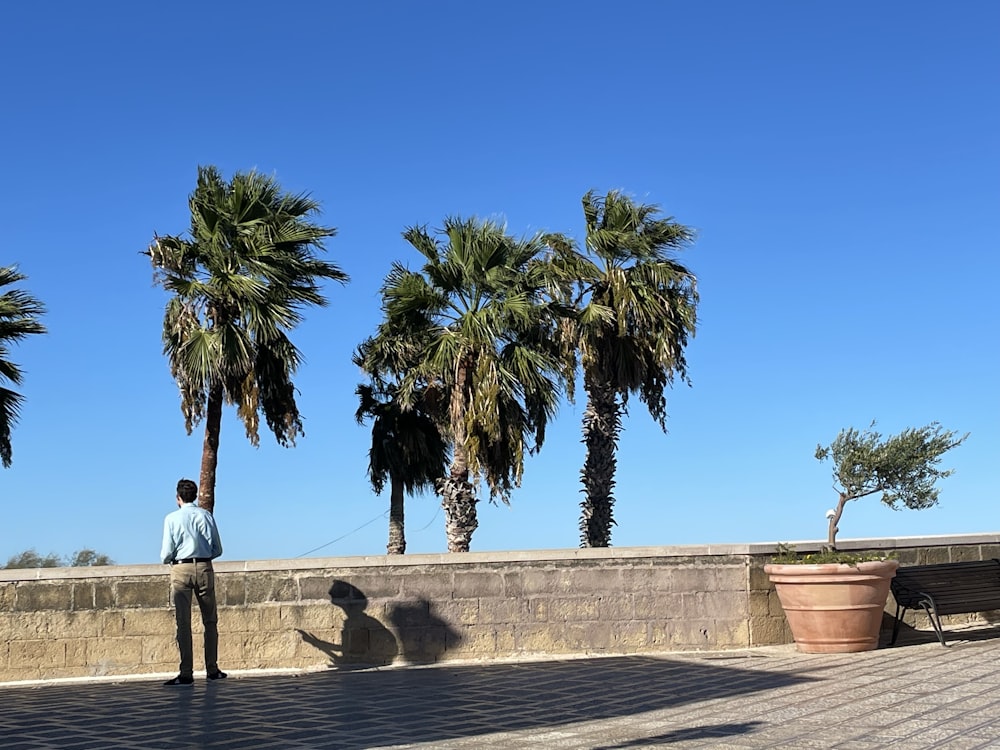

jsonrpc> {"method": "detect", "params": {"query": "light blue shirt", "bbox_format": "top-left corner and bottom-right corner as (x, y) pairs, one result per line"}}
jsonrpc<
(161, 502), (223, 564)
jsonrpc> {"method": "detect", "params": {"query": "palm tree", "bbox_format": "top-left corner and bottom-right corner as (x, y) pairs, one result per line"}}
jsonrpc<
(560, 190), (698, 547)
(0, 265), (46, 468)
(354, 379), (448, 554)
(379, 217), (568, 552)
(146, 166), (348, 514)
(355, 322), (449, 555)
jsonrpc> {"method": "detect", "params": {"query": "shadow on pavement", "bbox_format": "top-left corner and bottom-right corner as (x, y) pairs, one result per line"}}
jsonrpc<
(0, 655), (814, 749)
(594, 721), (766, 748)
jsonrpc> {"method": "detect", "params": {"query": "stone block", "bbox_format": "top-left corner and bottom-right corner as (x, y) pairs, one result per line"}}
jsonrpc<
(9, 610), (98, 638)
(65, 639), (88, 667)
(978, 544), (1000, 560)
(748, 591), (771, 618)
(244, 573), (298, 604)
(750, 615), (792, 645)
(714, 619), (751, 648)
(611, 621), (650, 650)
(117, 580), (168, 608)
(2, 665), (41, 682)
(0, 613), (13, 641)
(521, 598), (549, 622)
(10, 639), (66, 668)
(917, 547), (951, 565)
(563, 566), (625, 595)
(396, 625), (449, 663)
(98, 611), (124, 636)
(14, 582), (73, 611)
(631, 565), (682, 594)
(633, 592), (685, 620)
(71, 582), (95, 610)
(445, 625), (496, 658)
(544, 596), (600, 623)
(503, 568), (572, 597)
(664, 566), (722, 595)
(391, 570), (454, 600)
(385, 598), (429, 627)
(448, 571), (505, 599)
(682, 591), (748, 620)
(293, 627), (342, 662)
(218, 574), (246, 606)
(597, 594), (633, 621)
(86, 637), (143, 672)
(951, 546), (983, 562)
(430, 598), (481, 626)
(748, 564), (774, 591)
(122, 609), (174, 636)
(0, 583), (13, 610)
(243, 631), (299, 662)
(141, 634), (177, 665)
(64, 611), (102, 638)
(327, 572), (403, 600)
(218, 607), (262, 634)
(649, 619), (715, 649)
(298, 576), (338, 602)
(279, 603), (340, 631)
(515, 621), (612, 653)
(92, 582), (115, 610)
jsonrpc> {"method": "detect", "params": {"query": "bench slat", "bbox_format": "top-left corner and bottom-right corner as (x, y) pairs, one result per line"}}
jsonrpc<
(889, 559), (1000, 646)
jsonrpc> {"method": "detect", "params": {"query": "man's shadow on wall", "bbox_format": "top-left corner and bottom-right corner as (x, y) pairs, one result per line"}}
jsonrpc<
(297, 580), (461, 668)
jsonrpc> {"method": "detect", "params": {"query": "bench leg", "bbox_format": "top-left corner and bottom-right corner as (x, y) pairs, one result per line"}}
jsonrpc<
(919, 598), (949, 647)
(890, 603), (906, 646)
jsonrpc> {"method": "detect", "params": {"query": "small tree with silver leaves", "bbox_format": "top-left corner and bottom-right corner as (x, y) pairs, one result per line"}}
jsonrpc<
(816, 421), (968, 550)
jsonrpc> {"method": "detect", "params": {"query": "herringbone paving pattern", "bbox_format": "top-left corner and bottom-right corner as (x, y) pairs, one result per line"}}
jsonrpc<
(4, 630), (1000, 749)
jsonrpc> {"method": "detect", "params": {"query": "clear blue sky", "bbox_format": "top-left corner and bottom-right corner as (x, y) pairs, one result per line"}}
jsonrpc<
(2, 1), (997, 565)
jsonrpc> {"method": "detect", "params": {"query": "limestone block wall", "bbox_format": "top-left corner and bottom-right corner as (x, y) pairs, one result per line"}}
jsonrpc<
(1, 534), (998, 683)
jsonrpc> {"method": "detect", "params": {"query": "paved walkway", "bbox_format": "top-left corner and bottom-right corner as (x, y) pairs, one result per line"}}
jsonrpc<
(4, 628), (1000, 749)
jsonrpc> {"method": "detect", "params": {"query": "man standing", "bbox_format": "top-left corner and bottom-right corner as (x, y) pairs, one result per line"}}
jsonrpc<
(161, 478), (226, 686)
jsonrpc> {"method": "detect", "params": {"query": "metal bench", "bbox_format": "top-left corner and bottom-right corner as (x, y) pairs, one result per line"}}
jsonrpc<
(890, 559), (1000, 646)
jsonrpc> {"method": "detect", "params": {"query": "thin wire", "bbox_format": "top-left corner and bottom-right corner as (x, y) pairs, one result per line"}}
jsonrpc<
(295, 510), (389, 558)
(413, 506), (440, 532)
(295, 503), (442, 558)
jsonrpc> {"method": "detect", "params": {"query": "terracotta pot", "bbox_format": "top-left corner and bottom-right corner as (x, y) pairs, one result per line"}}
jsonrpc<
(764, 560), (899, 653)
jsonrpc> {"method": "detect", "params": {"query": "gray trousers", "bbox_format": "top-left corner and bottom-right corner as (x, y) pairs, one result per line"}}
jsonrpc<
(170, 562), (219, 677)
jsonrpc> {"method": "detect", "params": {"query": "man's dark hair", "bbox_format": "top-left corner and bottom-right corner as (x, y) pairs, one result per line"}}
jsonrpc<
(176, 478), (198, 504)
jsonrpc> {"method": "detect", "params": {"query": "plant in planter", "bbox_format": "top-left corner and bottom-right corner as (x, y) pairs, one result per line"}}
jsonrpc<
(766, 421), (968, 653)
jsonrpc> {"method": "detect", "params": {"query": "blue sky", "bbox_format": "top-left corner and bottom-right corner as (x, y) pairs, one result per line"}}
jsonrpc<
(1, 1), (997, 565)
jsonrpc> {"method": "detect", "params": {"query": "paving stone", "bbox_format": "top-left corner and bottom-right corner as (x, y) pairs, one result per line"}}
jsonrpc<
(3, 637), (1000, 748)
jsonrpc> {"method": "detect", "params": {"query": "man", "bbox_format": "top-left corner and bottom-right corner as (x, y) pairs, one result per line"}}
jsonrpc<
(161, 478), (226, 686)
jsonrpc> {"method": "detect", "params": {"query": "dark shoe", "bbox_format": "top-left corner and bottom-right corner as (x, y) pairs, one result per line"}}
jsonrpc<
(163, 675), (194, 686)
(207, 670), (228, 680)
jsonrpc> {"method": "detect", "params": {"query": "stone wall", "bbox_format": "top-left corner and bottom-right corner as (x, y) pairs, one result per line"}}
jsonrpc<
(2, 534), (998, 683)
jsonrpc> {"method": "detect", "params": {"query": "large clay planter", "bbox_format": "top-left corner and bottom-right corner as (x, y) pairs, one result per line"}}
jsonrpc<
(764, 560), (899, 653)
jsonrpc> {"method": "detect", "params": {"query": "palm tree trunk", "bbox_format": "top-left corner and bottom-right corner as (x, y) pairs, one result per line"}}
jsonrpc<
(579, 372), (621, 547)
(441, 363), (478, 552)
(387, 476), (406, 554)
(440, 463), (478, 553)
(198, 382), (223, 515)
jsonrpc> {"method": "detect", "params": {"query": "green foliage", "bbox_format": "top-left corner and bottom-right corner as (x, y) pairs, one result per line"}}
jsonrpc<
(353, 381), (448, 497)
(550, 190), (698, 548)
(816, 421), (969, 509)
(3, 548), (114, 569)
(771, 543), (895, 565)
(0, 265), (47, 468)
(147, 165), (348, 448)
(379, 216), (568, 503)
(67, 549), (115, 567)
